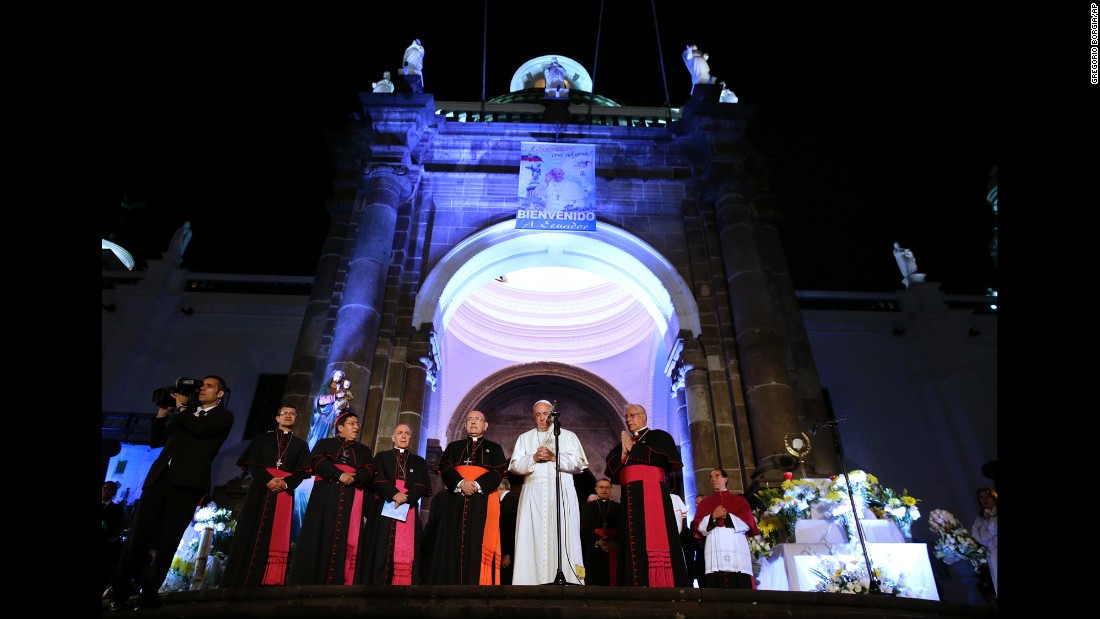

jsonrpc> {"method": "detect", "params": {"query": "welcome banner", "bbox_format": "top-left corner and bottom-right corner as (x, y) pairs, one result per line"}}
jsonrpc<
(516, 142), (596, 231)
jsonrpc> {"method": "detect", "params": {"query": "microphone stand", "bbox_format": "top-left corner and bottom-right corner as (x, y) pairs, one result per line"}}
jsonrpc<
(817, 417), (882, 595)
(549, 409), (569, 585)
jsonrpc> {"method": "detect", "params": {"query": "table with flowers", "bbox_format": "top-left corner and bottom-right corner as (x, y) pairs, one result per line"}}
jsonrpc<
(750, 472), (935, 599)
(756, 541), (939, 600)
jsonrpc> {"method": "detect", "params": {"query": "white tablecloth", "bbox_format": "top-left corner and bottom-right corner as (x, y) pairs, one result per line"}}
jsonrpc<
(757, 542), (938, 600)
(794, 518), (906, 544)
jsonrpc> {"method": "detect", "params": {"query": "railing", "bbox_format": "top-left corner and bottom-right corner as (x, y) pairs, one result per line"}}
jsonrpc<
(433, 101), (680, 127)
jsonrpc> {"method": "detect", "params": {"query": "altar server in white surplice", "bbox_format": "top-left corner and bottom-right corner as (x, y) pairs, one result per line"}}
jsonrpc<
(509, 399), (589, 585)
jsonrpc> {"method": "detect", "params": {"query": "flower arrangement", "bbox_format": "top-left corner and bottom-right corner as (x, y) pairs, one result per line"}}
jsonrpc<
(810, 555), (919, 597)
(751, 471), (920, 547)
(159, 503), (237, 592)
(161, 556), (195, 592)
(927, 509), (987, 573)
(750, 481), (818, 561)
(870, 486), (921, 542)
(193, 504), (236, 550)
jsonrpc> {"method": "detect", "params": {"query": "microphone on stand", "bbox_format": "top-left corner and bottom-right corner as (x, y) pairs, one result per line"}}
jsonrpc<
(811, 416), (848, 436)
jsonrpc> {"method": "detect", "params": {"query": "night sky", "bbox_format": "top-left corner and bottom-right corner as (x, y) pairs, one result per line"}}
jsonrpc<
(97, 3), (998, 295)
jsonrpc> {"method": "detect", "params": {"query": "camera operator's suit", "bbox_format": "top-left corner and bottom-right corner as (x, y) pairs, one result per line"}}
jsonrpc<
(111, 402), (233, 606)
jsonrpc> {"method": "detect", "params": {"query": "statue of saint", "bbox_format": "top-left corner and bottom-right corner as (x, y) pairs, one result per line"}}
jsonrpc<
(544, 57), (567, 93)
(402, 39), (425, 93)
(167, 221), (192, 264)
(372, 71), (394, 93)
(893, 242), (920, 288)
(683, 44), (715, 86)
(307, 369), (353, 451)
(719, 82), (739, 103)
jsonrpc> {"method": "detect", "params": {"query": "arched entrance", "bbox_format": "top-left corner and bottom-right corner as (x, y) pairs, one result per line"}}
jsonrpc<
(414, 219), (703, 501)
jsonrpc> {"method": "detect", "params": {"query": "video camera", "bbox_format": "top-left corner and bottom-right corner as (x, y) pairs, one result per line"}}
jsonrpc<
(152, 377), (202, 414)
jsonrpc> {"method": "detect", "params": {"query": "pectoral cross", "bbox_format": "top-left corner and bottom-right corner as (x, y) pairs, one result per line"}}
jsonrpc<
(463, 457), (473, 465)
(276, 459), (283, 468)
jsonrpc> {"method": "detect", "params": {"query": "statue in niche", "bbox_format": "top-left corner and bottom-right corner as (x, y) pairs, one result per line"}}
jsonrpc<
(372, 71), (394, 93)
(544, 57), (568, 95)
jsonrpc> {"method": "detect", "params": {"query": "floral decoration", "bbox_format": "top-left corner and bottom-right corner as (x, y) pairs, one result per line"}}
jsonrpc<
(927, 509), (987, 573)
(750, 471), (920, 554)
(869, 486), (921, 542)
(160, 503), (236, 592)
(810, 555), (920, 597)
(193, 504), (236, 550)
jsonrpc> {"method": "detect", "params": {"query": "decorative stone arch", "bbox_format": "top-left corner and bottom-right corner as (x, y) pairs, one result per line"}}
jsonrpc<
(413, 220), (701, 356)
(445, 361), (628, 442)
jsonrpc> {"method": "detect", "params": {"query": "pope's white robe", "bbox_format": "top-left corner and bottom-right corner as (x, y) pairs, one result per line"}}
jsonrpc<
(508, 427), (589, 585)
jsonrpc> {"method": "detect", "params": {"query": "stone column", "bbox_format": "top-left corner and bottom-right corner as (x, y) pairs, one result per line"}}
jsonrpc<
(714, 182), (804, 483)
(393, 328), (437, 453)
(283, 217), (350, 440)
(669, 336), (720, 498)
(325, 167), (407, 418)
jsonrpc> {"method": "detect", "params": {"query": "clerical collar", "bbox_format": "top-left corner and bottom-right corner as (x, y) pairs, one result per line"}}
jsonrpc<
(470, 436), (480, 442)
(396, 448), (406, 453)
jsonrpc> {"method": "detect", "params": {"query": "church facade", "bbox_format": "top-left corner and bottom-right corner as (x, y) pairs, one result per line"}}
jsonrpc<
(101, 61), (996, 539)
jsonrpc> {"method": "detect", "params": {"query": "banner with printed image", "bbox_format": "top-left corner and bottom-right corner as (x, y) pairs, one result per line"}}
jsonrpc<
(516, 142), (596, 231)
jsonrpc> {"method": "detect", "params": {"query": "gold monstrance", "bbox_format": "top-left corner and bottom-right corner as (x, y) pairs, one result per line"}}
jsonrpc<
(784, 432), (812, 479)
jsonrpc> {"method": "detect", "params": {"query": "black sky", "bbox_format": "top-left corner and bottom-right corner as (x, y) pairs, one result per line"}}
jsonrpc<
(97, 2), (998, 295)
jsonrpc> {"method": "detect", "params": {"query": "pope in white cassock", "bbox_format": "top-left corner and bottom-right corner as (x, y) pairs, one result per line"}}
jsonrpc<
(509, 399), (589, 585)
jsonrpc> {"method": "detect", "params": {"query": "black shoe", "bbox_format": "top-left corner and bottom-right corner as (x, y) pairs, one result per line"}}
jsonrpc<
(107, 599), (134, 612)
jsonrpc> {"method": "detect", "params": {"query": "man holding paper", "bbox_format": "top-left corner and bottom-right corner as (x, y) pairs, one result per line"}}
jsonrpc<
(358, 423), (432, 585)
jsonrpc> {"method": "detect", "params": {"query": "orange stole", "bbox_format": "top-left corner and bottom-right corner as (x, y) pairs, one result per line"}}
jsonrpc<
(454, 465), (501, 585)
(619, 464), (673, 587)
(261, 468), (294, 585)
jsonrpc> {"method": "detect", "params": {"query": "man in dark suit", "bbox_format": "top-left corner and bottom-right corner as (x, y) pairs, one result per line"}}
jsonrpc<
(109, 375), (234, 610)
(498, 476), (520, 585)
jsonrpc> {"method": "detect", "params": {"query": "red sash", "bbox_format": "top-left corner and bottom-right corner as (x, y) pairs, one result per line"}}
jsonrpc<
(454, 465), (500, 585)
(334, 463), (365, 585)
(391, 479), (415, 585)
(620, 465), (673, 587)
(261, 468), (293, 585)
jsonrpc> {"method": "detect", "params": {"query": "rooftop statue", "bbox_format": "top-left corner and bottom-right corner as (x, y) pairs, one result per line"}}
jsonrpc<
(372, 71), (394, 93)
(402, 39), (425, 94)
(719, 82), (739, 103)
(167, 221), (192, 264)
(893, 242), (924, 288)
(544, 57), (568, 95)
(683, 44), (716, 87)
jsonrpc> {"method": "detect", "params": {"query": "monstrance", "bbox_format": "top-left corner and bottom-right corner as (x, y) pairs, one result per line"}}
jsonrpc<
(784, 432), (812, 479)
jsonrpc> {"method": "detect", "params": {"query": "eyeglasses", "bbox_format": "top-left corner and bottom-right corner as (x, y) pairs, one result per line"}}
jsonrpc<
(624, 413), (644, 419)
(279, 411), (298, 416)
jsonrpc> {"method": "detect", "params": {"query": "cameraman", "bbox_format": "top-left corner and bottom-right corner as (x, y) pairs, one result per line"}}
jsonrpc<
(108, 375), (234, 611)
